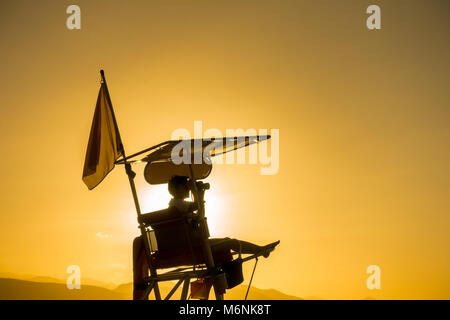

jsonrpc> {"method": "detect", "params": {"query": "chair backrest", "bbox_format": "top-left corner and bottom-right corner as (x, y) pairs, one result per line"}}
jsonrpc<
(146, 207), (202, 252)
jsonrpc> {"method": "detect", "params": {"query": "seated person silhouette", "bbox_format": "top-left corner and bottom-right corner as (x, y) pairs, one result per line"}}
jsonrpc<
(165, 175), (279, 257)
(132, 175), (279, 299)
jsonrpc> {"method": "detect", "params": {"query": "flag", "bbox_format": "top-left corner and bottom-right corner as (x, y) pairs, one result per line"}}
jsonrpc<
(82, 80), (123, 189)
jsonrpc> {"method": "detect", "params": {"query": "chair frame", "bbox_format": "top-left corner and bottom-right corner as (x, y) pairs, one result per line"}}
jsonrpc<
(137, 215), (228, 300)
(95, 71), (273, 300)
(136, 218), (265, 300)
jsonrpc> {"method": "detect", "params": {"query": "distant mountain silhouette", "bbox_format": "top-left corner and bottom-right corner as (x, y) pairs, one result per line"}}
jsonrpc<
(0, 277), (302, 300)
(114, 282), (302, 300)
(0, 272), (116, 289)
(0, 278), (125, 300)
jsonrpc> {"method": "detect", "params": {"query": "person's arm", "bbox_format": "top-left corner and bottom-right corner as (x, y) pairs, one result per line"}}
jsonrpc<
(178, 201), (198, 220)
(187, 201), (198, 212)
(187, 180), (206, 214)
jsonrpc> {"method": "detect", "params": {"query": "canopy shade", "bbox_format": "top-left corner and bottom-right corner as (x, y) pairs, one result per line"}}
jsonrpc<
(142, 135), (270, 164)
(116, 135), (270, 185)
(144, 161), (212, 184)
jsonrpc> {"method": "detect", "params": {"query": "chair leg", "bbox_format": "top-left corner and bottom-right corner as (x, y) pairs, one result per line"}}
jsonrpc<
(214, 287), (224, 300)
(141, 281), (154, 300)
(153, 282), (162, 300)
(213, 273), (227, 300)
(215, 293), (224, 300)
(180, 278), (190, 300)
(165, 278), (184, 300)
(133, 236), (150, 300)
(149, 264), (162, 300)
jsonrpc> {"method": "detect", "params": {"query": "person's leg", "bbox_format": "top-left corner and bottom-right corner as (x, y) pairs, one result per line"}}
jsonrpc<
(209, 237), (263, 254)
(209, 238), (280, 258)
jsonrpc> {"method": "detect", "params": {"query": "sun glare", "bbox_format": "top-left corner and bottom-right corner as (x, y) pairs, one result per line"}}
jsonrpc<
(137, 183), (227, 236)
(203, 190), (226, 236)
(140, 184), (173, 213)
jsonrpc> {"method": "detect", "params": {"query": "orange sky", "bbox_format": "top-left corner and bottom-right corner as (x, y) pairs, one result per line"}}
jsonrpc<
(0, 0), (449, 299)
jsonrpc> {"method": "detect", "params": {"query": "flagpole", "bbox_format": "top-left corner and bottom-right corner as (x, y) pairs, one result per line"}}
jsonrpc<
(100, 70), (141, 214)
(99, 70), (161, 300)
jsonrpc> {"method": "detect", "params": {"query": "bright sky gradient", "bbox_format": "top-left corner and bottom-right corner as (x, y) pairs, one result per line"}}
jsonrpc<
(0, 0), (449, 299)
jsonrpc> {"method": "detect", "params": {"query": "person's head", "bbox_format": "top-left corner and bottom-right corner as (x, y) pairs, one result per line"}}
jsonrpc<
(168, 175), (190, 199)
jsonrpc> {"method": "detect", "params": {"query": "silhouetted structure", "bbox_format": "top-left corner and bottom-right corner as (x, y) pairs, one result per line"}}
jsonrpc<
(132, 175), (279, 299)
(84, 70), (279, 300)
(121, 137), (280, 300)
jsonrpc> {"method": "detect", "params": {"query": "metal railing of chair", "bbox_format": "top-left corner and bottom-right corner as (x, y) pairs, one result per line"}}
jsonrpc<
(144, 268), (212, 282)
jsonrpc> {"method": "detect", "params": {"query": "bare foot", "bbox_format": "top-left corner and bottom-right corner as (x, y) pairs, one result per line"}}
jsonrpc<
(262, 240), (280, 258)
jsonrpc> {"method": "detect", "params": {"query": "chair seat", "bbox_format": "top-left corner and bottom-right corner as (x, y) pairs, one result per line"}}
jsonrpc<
(151, 247), (233, 269)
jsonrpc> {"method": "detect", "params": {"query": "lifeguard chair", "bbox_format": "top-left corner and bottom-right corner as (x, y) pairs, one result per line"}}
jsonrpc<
(117, 136), (273, 300)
